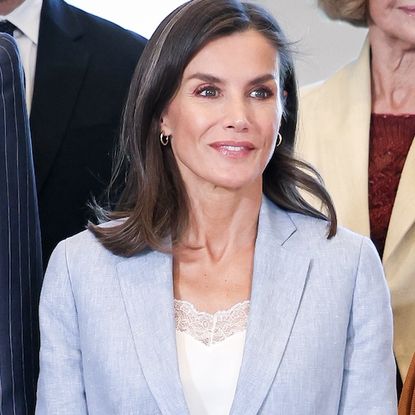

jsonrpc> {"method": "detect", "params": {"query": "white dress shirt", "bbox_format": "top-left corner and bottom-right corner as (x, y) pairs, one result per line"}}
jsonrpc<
(1, 0), (42, 113)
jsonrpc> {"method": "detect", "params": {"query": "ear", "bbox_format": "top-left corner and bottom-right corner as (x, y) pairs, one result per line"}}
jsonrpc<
(160, 112), (173, 136)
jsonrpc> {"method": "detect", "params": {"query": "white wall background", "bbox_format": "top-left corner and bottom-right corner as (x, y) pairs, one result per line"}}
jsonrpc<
(254, 0), (367, 85)
(66, 0), (367, 85)
(66, 0), (186, 39)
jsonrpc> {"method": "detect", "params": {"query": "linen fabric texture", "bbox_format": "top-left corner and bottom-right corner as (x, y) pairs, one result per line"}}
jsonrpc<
(36, 197), (396, 414)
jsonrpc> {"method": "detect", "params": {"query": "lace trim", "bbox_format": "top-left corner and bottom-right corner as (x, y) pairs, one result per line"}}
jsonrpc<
(174, 299), (250, 346)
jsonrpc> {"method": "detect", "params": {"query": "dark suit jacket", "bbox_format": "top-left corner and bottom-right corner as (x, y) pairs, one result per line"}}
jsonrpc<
(0, 34), (43, 415)
(30, 0), (146, 266)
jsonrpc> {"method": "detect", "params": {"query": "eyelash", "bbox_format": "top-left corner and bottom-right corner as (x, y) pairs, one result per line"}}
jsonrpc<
(194, 85), (220, 97)
(249, 87), (274, 99)
(194, 85), (274, 100)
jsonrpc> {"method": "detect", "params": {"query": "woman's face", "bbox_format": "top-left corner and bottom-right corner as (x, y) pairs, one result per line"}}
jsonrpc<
(161, 30), (282, 193)
(368, 0), (415, 46)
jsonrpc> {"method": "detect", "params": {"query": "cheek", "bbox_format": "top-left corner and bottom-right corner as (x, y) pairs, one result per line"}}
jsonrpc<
(265, 137), (277, 164)
(257, 125), (278, 166)
(260, 115), (279, 145)
(368, 0), (392, 22)
(172, 105), (215, 139)
(262, 116), (280, 158)
(170, 121), (204, 164)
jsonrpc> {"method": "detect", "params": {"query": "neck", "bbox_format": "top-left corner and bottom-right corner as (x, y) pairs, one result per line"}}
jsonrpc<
(178, 180), (262, 260)
(0, 0), (24, 15)
(369, 25), (415, 114)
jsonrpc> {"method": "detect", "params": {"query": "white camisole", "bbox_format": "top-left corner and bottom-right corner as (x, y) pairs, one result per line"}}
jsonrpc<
(174, 299), (250, 415)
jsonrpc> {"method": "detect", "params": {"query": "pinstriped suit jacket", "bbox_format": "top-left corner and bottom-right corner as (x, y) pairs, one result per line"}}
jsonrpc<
(0, 34), (43, 415)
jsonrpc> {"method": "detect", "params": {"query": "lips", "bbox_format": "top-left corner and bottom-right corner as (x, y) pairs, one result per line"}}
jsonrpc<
(398, 6), (415, 16)
(209, 141), (255, 158)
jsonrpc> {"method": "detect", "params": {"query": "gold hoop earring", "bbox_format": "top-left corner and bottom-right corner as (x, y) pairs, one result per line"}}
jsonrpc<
(160, 132), (170, 146)
(276, 132), (283, 147)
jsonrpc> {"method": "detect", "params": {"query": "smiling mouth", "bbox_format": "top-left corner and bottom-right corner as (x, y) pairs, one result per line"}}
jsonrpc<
(221, 145), (247, 151)
(209, 142), (255, 158)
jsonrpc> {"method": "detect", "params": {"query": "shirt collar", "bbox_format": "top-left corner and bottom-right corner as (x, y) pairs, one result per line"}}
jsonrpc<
(0, 0), (43, 45)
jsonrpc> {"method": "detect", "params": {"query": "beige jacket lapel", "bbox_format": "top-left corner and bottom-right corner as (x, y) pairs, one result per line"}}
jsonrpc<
(297, 38), (372, 235)
(383, 139), (415, 377)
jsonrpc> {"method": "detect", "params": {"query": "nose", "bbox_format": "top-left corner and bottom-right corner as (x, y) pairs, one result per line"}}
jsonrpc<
(223, 96), (249, 132)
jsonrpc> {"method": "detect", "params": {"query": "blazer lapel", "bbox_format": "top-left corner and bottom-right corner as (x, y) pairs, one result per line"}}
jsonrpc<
(116, 249), (189, 415)
(298, 38), (372, 236)
(383, 139), (415, 264)
(30, 0), (89, 190)
(230, 199), (311, 414)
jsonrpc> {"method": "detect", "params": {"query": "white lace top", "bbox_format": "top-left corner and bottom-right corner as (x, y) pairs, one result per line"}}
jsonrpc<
(175, 299), (250, 415)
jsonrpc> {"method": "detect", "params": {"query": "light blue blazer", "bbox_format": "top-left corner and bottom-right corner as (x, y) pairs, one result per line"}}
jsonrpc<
(36, 197), (397, 414)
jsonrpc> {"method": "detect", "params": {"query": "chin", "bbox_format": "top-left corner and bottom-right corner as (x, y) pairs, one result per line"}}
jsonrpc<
(208, 173), (261, 192)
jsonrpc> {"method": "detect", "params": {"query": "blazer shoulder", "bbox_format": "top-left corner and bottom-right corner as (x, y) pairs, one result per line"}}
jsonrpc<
(47, 220), (125, 274)
(43, 0), (146, 53)
(72, 6), (147, 50)
(261, 198), (369, 259)
(286, 213), (384, 289)
(287, 211), (375, 258)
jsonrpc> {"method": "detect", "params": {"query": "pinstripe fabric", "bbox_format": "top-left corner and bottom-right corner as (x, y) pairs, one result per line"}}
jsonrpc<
(0, 34), (42, 415)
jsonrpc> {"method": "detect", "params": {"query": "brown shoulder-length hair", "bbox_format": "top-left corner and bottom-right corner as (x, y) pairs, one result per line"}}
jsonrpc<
(89, 0), (337, 256)
(318, 0), (368, 27)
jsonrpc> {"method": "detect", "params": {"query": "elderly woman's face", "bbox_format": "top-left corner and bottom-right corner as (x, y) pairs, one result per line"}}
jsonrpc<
(161, 30), (282, 192)
(368, 0), (415, 45)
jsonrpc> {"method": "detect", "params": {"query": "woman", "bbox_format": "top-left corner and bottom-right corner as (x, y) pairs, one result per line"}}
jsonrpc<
(297, 0), (415, 389)
(36, 0), (396, 413)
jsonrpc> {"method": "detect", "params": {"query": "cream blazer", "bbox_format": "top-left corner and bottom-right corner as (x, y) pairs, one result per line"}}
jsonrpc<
(297, 38), (415, 379)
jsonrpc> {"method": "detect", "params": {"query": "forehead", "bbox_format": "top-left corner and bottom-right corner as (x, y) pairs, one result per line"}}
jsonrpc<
(183, 30), (280, 80)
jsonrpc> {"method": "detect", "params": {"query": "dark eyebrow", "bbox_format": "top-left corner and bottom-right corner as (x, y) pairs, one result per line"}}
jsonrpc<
(248, 74), (276, 86)
(184, 72), (276, 85)
(185, 73), (222, 83)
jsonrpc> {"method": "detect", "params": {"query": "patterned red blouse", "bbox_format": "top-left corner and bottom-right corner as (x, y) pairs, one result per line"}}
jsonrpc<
(369, 114), (415, 257)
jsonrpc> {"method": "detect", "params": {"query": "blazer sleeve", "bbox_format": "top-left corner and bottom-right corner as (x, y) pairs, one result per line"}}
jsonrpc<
(338, 237), (397, 414)
(36, 240), (87, 414)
